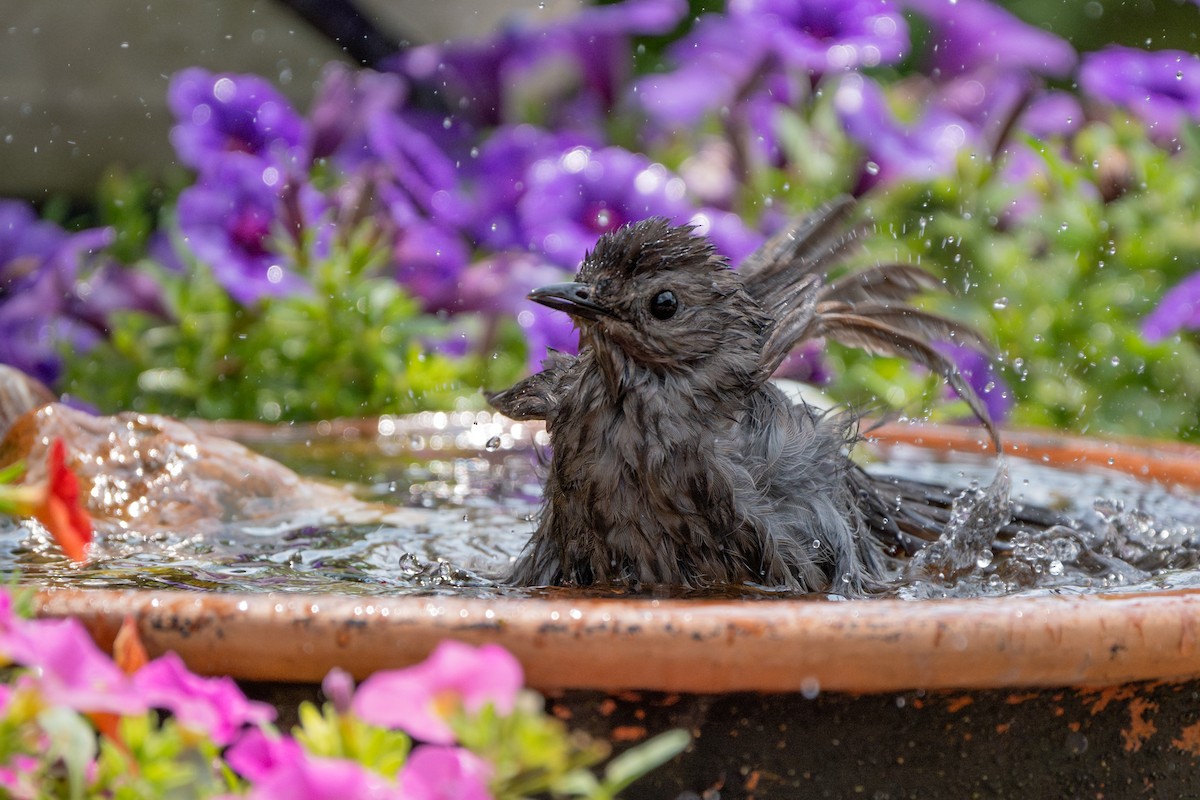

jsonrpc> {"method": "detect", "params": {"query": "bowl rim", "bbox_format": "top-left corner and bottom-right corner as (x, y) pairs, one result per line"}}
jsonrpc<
(32, 422), (1200, 694)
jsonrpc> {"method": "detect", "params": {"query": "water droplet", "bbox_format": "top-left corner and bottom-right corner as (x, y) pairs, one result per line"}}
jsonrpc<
(484, 436), (502, 452)
(864, 161), (880, 176)
(992, 297), (1009, 310)
(800, 677), (821, 699)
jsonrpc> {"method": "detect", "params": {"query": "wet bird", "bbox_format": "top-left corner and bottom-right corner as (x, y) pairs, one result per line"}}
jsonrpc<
(488, 198), (1013, 593)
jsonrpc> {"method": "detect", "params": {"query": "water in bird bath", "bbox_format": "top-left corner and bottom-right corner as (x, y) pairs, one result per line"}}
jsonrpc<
(3, 412), (1199, 599)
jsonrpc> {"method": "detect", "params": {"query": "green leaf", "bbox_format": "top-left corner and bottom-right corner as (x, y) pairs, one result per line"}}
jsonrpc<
(600, 729), (690, 796)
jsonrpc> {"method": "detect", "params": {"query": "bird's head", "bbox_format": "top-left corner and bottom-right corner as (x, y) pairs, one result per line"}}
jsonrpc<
(528, 218), (770, 372)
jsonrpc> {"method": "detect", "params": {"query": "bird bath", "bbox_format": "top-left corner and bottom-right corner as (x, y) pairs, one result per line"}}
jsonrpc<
(12, 410), (1200, 797)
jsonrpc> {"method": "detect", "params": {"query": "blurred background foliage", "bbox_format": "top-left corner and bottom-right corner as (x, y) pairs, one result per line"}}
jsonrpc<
(3, 0), (1200, 443)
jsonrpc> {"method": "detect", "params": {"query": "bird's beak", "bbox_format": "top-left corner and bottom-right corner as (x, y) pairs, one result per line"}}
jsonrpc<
(528, 282), (615, 321)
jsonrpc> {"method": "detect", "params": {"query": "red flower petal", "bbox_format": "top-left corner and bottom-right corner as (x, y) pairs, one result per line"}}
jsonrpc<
(35, 439), (93, 563)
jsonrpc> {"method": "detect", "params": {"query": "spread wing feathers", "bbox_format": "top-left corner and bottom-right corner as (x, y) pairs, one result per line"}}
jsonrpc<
(822, 263), (944, 305)
(817, 303), (997, 357)
(740, 195), (861, 304)
(741, 197), (999, 448)
(817, 313), (1000, 451)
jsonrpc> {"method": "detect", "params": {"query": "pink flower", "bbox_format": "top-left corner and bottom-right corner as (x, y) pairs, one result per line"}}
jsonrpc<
(3, 617), (144, 716)
(0, 754), (41, 799)
(244, 754), (402, 800)
(351, 641), (523, 744)
(134, 651), (274, 744)
(399, 746), (493, 800)
(225, 727), (307, 783)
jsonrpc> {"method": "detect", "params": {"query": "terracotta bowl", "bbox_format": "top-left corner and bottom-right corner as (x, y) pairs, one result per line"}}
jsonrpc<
(33, 423), (1200, 798)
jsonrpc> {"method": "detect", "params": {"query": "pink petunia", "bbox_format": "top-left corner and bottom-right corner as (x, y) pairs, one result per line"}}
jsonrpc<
(351, 641), (523, 744)
(134, 651), (274, 745)
(3, 617), (144, 716)
(243, 754), (402, 800)
(399, 746), (493, 800)
(225, 727), (307, 783)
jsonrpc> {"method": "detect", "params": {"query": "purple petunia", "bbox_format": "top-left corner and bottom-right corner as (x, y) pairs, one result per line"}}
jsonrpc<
(1017, 91), (1085, 140)
(834, 74), (980, 190)
(516, 145), (761, 268)
(730, 0), (910, 72)
(904, 0), (1076, 79)
(308, 62), (409, 167)
(1143, 272), (1200, 341)
(1079, 46), (1200, 143)
(392, 0), (685, 131)
(939, 342), (1012, 422)
(175, 156), (318, 305)
(465, 124), (601, 252)
(168, 67), (309, 173)
(0, 201), (165, 386)
(457, 252), (579, 366)
(637, 0), (908, 129)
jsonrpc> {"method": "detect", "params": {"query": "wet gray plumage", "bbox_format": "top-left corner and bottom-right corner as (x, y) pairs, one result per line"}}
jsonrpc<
(488, 198), (1021, 593)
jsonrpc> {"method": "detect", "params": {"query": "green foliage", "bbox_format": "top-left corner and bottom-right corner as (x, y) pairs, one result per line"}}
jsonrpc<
(839, 119), (1200, 441)
(60, 210), (527, 422)
(293, 699), (411, 776)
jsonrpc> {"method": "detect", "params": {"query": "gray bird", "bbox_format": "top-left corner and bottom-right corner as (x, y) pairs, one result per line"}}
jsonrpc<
(488, 198), (1021, 593)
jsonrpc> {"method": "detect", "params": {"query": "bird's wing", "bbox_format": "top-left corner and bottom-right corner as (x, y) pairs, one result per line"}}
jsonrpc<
(740, 197), (1000, 450)
(485, 349), (577, 422)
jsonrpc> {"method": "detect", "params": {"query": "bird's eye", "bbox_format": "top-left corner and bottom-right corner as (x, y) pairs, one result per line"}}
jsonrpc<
(649, 290), (678, 320)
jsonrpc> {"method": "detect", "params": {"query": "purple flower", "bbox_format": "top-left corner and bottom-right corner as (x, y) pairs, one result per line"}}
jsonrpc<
(390, 217), (471, 313)
(731, 0), (910, 72)
(367, 112), (471, 228)
(1018, 91), (1084, 139)
(243, 755), (402, 800)
(939, 343), (1011, 422)
(176, 156), (316, 305)
(466, 125), (600, 251)
(458, 253), (579, 366)
(834, 74), (980, 190)
(321, 667), (356, 715)
(932, 68), (1034, 136)
(904, 0), (1076, 79)
(0, 201), (64, 280)
(1, 202), (164, 386)
(516, 145), (761, 268)
(134, 651), (275, 745)
(1143, 271), (1200, 341)
(399, 746), (492, 800)
(772, 340), (831, 384)
(391, 0), (685, 130)
(309, 62), (409, 166)
(1079, 47), (1200, 143)
(168, 67), (309, 172)
(351, 640), (523, 745)
(637, 0), (908, 128)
